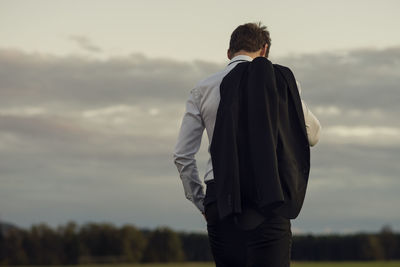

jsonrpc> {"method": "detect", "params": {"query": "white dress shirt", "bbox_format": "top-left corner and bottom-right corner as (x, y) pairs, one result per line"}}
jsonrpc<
(173, 55), (321, 213)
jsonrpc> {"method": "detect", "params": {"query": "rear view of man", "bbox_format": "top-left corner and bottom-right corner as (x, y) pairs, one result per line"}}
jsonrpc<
(173, 22), (321, 267)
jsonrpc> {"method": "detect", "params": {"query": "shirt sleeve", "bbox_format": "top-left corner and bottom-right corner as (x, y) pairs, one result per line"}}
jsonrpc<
(173, 88), (206, 213)
(296, 81), (322, 147)
(301, 100), (321, 146)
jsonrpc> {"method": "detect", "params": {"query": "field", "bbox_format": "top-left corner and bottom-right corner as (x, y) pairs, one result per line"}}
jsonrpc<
(125, 262), (400, 267)
(22, 262), (400, 267)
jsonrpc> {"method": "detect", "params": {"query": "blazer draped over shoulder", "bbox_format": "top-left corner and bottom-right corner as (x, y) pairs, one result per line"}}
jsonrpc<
(209, 57), (310, 220)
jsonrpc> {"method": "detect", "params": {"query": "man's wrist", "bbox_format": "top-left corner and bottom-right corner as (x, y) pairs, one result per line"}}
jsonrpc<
(195, 197), (205, 213)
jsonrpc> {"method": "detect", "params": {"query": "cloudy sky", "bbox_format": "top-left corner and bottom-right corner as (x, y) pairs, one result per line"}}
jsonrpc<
(0, 0), (399, 234)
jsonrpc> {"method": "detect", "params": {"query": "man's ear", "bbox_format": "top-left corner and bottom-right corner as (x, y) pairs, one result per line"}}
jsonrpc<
(227, 49), (232, 60)
(260, 44), (268, 57)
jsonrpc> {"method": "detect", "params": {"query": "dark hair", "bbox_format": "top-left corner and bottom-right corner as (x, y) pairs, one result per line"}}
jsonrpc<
(228, 22), (271, 58)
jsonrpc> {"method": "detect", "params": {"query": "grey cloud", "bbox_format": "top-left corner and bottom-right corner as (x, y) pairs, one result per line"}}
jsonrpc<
(277, 46), (400, 117)
(0, 114), (90, 143)
(1, 46), (398, 125)
(0, 49), (221, 109)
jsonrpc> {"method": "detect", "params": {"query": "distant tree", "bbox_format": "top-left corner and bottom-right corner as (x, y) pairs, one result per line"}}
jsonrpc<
(79, 222), (122, 263)
(3, 228), (29, 264)
(0, 220), (399, 263)
(291, 234), (316, 260)
(141, 226), (184, 262)
(397, 234), (400, 260)
(379, 224), (398, 260)
(119, 225), (147, 262)
(25, 223), (63, 264)
(0, 228), (4, 264)
(292, 232), (394, 261)
(367, 235), (385, 260)
(57, 221), (81, 264)
(350, 234), (384, 261)
(179, 232), (213, 261)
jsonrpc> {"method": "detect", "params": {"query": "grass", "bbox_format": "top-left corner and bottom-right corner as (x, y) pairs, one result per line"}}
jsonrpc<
(14, 262), (400, 267)
(22, 262), (400, 267)
(292, 262), (400, 267)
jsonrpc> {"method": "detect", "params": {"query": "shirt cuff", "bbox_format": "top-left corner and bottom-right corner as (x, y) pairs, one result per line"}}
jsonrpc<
(194, 197), (205, 213)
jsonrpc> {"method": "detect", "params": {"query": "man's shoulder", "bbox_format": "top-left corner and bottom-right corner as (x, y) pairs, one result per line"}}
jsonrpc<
(188, 67), (230, 103)
(273, 63), (291, 72)
(195, 67), (231, 89)
(272, 63), (297, 82)
(272, 63), (302, 95)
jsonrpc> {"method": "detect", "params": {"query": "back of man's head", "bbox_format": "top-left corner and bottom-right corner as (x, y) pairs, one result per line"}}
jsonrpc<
(228, 22), (271, 58)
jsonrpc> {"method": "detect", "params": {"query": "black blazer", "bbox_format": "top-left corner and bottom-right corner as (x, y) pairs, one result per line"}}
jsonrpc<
(209, 57), (310, 220)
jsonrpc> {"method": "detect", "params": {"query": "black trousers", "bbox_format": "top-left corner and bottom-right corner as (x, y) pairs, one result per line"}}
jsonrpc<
(204, 180), (292, 267)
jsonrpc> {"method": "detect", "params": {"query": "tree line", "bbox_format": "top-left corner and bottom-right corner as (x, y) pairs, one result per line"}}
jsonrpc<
(0, 221), (399, 264)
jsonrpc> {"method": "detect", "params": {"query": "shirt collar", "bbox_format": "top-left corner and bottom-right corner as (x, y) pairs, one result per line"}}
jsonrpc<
(227, 55), (253, 67)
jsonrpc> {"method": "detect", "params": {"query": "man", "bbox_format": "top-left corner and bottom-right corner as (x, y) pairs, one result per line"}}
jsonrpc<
(173, 22), (321, 267)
